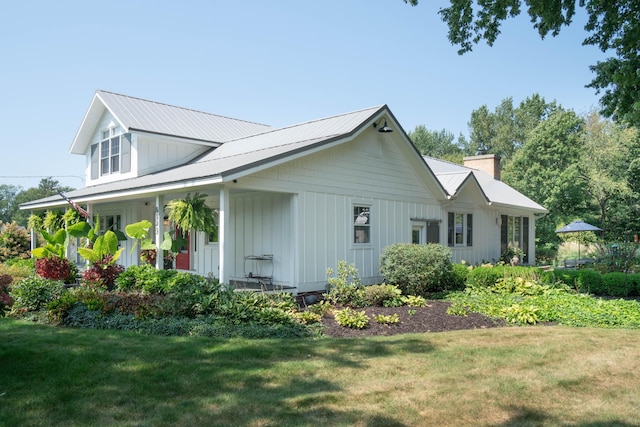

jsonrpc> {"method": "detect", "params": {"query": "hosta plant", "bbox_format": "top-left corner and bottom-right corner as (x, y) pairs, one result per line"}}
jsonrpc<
(374, 313), (400, 325)
(334, 307), (369, 329)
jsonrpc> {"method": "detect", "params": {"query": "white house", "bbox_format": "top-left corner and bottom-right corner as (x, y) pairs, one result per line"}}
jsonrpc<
(21, 90), (546, 293)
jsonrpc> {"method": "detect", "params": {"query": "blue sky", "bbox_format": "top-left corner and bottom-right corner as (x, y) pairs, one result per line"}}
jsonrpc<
(1, 0), (607, 190)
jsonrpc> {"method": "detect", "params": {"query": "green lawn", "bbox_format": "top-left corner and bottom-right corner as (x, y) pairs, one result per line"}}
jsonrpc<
(2, 319), (640, 426)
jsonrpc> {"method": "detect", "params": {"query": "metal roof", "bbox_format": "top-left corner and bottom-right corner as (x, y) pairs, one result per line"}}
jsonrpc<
(98, 90), (272, 142)
(70, 91), (272, 154)
(424, 156), (547, 213)
(23, 105), (386, 209)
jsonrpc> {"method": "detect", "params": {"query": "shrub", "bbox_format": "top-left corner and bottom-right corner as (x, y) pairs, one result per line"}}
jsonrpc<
(0, 274), (13, 315)
(161, 273), (227, 317)
(553, 269), (603, 294)
(601, 272), (637, 297)
(324, 261), (364, 306)
(467, 265), (545, 288)
(0, 221), (31, 262)
(360, 284), (403, 307)
(35, 256), (78, 284)
(0, 258), (35, 283)
(10, 276), (66, 312)
(81, 255), (125, 290)
(115, 264), (179, 294)
(448, 263), (469, 290)
(334, 307), (369, 329)
(379, 243), (454, 296)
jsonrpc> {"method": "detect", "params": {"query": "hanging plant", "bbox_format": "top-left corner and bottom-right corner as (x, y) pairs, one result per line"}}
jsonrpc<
(166, 193), (217, 234)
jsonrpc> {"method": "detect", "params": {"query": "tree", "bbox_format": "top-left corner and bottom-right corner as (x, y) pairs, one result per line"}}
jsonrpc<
(403, 1), (640, 126)
(11, 178), (74, 227)
(502, 110), (586, 245)
(467, 94), (559, 165)
(407, 126), (467, 163)
(0, 184), (20, 223)
(578, 112), (640, 239)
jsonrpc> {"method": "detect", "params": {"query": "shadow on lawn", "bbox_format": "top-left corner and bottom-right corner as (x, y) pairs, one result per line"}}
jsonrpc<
(0, 320), (435, 426)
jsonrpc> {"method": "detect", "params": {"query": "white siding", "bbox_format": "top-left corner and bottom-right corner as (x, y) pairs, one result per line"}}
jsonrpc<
(137, 134), (210, 176)
(227, 192), (294, 287)
(236, 132), (443, 292)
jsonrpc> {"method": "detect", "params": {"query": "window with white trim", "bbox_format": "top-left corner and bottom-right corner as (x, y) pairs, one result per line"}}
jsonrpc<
(447, 212), (473, 247)
(90, 128), (131, 179)
(101, 127), (121, 175)
(353, 205), (371, 244)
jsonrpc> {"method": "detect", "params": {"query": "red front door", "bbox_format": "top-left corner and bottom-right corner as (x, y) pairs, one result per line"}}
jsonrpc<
(175, 228), (190, 270)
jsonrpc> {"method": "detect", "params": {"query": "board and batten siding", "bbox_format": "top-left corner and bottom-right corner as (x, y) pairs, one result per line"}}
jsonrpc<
(136, 134), (210, 176)
(236, 132), (444, 292)
(225, 192), (294, 287)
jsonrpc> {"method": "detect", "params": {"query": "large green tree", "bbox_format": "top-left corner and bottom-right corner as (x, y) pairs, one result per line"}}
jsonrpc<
(467, 94), (559, 165)
(502, 109), (586, 245)
(404, 1), (640, 125)
(578, 112), (640, 239)
(407, 126), (468, 163)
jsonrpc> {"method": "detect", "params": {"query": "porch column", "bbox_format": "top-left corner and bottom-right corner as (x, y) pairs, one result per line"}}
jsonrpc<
(30, 211), (36, 254)
(219, 185), (230, 285)
(155, 195), (164, 270)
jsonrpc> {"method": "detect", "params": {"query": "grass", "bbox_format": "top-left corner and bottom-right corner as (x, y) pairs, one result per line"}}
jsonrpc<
(2, 319), (640, 426)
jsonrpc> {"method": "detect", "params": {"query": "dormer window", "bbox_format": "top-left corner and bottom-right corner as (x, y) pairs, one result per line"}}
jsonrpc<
(90, 127), (131, 180)
(100, 127), (122, 175)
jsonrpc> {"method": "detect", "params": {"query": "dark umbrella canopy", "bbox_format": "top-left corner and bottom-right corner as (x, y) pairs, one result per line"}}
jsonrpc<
(555, 220), (602, 260)
(555, 220), (602, 234)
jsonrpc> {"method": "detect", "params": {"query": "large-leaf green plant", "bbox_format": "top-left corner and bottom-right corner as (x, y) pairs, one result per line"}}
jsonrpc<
(125, 219), (182, 254)
(77, 230), (124, 264)
(31, 221), (92, 259)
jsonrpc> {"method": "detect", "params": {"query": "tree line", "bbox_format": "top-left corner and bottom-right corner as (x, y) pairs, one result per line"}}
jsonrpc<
(0, 178), (74, 227)
(408, 93), (640, 250)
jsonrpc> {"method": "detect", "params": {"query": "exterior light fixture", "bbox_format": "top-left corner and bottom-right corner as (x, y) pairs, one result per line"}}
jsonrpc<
(373, 117), (393, 133)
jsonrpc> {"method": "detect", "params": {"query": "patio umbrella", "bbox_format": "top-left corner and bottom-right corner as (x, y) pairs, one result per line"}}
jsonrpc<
(555, 220), (602, 260)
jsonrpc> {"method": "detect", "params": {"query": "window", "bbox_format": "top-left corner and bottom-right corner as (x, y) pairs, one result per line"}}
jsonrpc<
(100, 127), (121, 175)
(353, 205), (370, 244)
(501, 215), (529, 262)
(206, 210), (220, 244)
(447, 212), (473, 247)
(99, 215), (121, 234)
(411, 219), (441, 244)
(90, 129), (131, 179)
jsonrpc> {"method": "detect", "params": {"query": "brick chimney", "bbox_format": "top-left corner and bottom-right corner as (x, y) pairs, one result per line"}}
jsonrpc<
(463, 154), (501, 180)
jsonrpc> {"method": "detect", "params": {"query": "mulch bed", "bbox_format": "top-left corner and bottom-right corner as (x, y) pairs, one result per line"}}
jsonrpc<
(317, 300), (507, 338)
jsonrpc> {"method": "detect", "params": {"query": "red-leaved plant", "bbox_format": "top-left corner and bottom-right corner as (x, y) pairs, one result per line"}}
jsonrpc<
(35, 256), (76, 283)
(0, 274), (13, 315)
(82, 254), (124, 290)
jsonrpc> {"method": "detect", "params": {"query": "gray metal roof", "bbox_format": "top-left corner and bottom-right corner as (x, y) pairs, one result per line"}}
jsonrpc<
(424, 156), (547, 213)
(97, 90), (272, 142)
(70, 91), (272, 154)
(23, 105), (385, 209)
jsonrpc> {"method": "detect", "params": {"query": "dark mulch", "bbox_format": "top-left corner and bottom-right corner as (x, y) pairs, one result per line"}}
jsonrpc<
(318, 300), (507, 338)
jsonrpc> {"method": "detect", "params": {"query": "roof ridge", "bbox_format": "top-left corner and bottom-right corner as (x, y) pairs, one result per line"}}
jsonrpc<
(222, 104), (386, 143)
(96, 90), (271, 128)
